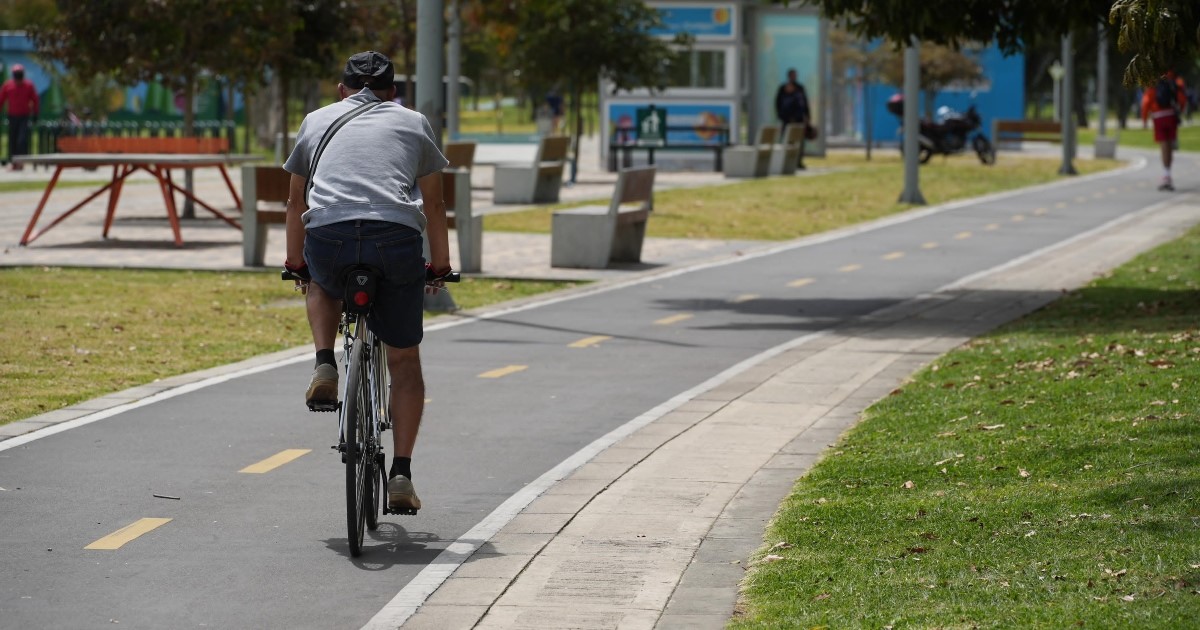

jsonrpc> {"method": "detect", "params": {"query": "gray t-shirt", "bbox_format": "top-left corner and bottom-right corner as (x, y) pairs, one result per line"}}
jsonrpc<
(283, 89), (448, 231)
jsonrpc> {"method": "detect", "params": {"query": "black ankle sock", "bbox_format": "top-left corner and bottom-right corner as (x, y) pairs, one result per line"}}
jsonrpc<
(390, 457), (412, 480)
(315, 349), (335, 367)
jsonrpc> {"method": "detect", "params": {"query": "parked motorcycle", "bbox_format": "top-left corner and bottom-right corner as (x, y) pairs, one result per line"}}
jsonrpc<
(887, 95), (996, 165)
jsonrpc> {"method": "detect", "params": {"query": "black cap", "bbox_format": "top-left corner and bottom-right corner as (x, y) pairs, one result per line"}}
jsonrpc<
(343, 51), (394, 90)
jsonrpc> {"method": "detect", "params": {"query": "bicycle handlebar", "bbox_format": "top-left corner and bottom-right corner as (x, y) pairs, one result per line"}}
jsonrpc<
(281, 269), (461, 283)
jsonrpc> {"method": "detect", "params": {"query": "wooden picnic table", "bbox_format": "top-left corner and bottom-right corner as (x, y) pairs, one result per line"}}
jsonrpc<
(14, 152), (260, 247)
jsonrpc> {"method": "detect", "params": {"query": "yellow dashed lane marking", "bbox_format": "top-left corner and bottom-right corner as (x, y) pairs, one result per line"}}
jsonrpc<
(787, 278), (815, 288)
(985, 223), (1001, 231)
(730, 294), (759, 303)
(479, 365), (528, 378)
(86, 518), (172, 550)
(921, 242), (939, 250)
(240, 449), (311, 474)
(1012, 214), (1026, 222)
(1074, 196), (1088, 203)
(882, 251), (905, 261)
(1092, 191), (1105, 199)
(838, 264), (862, 273)
(1107, 187), (1118, 194)
(569, 335), (611, 348)
(655, 313), (694, 326)
(954, 232), (972, 240)
(1055, 202), (1069, 208)
(1033, 207), (1048, 216)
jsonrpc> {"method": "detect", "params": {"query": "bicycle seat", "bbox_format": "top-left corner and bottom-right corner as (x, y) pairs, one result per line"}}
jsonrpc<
(339, 265), (382, 315)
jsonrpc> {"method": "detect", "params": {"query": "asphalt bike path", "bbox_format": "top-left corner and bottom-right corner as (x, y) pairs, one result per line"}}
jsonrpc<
(1, 155), (1195, 628)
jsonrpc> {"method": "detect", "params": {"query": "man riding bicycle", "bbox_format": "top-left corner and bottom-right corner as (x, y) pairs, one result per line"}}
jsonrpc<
(282, 51), (451, 513)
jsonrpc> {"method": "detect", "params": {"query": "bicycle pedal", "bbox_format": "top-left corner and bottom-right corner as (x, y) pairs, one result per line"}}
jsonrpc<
(388, 507), (419, 516)
(307, 400), (339, 413)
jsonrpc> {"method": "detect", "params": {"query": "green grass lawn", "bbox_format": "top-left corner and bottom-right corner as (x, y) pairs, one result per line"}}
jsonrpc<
(485, 153), (1118, 241)
(0, 269), (575, 425)
(733, 225), (1200, 628)
(1077, 121), (1200, 151)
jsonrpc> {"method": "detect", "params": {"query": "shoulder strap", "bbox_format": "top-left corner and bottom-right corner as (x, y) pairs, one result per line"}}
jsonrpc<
(305, 99), (384, 199)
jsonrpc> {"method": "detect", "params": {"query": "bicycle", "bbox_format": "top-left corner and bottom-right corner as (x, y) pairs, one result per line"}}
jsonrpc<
(284, 265), (459, 557)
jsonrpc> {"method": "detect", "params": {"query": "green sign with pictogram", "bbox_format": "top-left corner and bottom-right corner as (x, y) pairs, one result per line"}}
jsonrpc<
(635, 106), (666, 146)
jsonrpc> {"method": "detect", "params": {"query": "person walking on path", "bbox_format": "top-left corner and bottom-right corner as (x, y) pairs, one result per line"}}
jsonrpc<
(0, 63), (40, 170)
(775, 68), (811, 170)
(1141, 70), (1186, 191)
(282, 51), (452, 513)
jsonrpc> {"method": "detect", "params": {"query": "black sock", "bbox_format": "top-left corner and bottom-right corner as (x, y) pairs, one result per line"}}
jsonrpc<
(315, 349), (335, 367)
(389, 457), (412, 480)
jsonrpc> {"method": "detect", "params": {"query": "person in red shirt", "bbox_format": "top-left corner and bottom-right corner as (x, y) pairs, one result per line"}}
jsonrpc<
(1141, 70), (1187, 191)
(0, 63), (40, 170)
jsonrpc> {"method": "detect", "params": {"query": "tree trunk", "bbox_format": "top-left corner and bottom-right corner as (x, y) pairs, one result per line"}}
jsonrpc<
(570, 82), (582, 183)
(279, 76), (290, 165)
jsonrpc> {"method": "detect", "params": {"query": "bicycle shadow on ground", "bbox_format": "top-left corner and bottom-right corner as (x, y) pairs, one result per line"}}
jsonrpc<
(322, 523), (446, 569)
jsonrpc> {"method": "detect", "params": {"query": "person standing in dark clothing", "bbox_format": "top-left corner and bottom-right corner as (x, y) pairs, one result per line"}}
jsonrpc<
(0, 63), (40, 170)
(775, 68), (810, 170)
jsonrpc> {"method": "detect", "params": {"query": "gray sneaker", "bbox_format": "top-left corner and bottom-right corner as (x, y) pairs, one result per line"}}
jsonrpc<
(387, 475), (422, 512)
(305, 363), (339, 411)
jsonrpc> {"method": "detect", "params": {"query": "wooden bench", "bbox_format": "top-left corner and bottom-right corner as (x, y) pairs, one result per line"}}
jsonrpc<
(770, 124), (806, 175)
(550, 165), (655, 269)
(493, 135), (570, 204)
(443, 167), (481, 272)
(241, 165), (290, 267)
(444, 140), (476, 169)
(991, 119), (1062, 146)
(58, 136), (230, 154)
(723, 125), (778, 178)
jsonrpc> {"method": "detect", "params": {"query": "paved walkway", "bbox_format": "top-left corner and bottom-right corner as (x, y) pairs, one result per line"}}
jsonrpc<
(3, 138), (1197, 629)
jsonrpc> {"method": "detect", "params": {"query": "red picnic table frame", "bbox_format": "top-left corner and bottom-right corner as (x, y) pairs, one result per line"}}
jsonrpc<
(14, 152), (261, 247)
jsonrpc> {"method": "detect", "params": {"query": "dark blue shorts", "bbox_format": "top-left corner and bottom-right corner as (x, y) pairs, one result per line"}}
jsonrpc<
(304, 221), (425, 349)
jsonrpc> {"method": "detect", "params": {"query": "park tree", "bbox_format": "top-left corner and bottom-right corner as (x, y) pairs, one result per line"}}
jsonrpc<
(874, 43), (985, 119)
(0, 0), (55, 30)
(29, 0), (293, 133)
(791, 0), (1199, 86)
(489, 0), (687, 177)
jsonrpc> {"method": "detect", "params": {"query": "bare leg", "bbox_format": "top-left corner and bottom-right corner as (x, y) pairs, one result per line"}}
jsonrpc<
(386, 344), (424, 458)
(1161, 141), (1173, 171)
(306, 282), (340, 351)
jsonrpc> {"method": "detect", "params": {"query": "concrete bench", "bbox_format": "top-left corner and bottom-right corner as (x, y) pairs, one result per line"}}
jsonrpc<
(494, 135), (570, 204)
(550, 165), (655, 269)
(770, 124), (806, 175)
(723, 126), (777, 178)
(241, 165), (289, 267)
(443, 167), (481, 272)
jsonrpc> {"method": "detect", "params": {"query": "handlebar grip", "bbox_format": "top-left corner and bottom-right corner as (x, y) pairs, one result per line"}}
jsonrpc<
(282, 269), (303, 282)
(441, 271), (462, 283)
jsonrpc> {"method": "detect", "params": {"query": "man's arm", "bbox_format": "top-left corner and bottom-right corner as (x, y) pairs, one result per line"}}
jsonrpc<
(284, 174), (308, 269)
(417, 171), (451, 273)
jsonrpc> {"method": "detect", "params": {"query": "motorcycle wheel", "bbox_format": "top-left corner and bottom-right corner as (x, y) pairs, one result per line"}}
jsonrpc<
(973, 136), (996, 165)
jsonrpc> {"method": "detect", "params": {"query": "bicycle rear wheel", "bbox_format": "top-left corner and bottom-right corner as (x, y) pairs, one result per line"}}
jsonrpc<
(343, 335), (370, 557)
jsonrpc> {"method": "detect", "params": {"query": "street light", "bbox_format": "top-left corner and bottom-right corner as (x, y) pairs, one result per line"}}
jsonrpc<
(1048, 61), (1065, 122)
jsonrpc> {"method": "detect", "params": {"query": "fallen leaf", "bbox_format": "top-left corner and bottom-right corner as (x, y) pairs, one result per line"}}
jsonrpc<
(936, 431), (957, 438)
(1019, 469), (1031, 478)
(763, 554), (785, 563)
(1122, 594), (1135, 602)
(771, 541), (793, 550)
(814, 592), (830, 600)
(1025, 530), (1037, 537)
(903, 481), (915, 489)
(978, 424), (1006, 431)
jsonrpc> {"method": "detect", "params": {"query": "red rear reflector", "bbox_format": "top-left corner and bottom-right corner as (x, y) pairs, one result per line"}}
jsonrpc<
(354, 291), (369, 306)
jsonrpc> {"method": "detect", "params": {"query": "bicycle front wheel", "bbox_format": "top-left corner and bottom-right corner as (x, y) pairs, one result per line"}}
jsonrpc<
(343, 336), (370, 557)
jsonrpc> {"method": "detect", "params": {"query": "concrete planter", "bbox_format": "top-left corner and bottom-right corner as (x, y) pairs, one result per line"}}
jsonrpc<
(1094, 136), (1118, 159)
